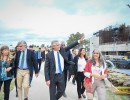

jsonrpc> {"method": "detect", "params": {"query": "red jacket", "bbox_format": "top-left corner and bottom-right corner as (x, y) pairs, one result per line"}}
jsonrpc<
(84, 61), (108, 84)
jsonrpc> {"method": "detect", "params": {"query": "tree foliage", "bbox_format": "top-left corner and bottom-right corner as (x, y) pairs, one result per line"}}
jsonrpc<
(67, 32), (90, 49)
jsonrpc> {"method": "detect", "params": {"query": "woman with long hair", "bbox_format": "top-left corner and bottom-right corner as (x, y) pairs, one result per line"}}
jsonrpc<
(0, 46), (14, 100)
(73, 48), (88, 100)
(84, 49), (108, 100)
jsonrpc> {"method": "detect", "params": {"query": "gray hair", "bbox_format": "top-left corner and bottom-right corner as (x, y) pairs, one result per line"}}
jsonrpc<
(17, 40), (27, 48)
(51, 40), (59, 46)
(91, 49), (106, 68)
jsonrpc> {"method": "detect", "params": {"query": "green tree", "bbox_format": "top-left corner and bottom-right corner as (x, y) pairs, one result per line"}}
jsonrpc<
(67, 32), (90, 49)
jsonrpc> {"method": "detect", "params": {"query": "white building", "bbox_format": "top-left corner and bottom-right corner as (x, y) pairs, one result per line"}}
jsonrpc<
(90, 26), (130, 59)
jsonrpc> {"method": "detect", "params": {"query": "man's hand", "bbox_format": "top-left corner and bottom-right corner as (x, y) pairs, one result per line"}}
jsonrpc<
(46, 80), (50, 87)
(80, 33), (85, 43)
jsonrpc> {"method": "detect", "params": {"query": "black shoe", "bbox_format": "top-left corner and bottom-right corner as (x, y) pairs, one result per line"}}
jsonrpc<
(63, 92), (67, 97)
(78, 98), (82, 100)
(82, 94), (86, 98)
(72, 82), (76, 85)
(24, 98), (28, 100)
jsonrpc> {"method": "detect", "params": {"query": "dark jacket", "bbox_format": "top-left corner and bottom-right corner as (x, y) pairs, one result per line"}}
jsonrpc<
(14, 49), (38, 77)
(45, 41), (79, 81)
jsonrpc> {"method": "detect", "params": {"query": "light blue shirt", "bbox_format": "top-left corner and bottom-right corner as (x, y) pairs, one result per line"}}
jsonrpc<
(18, 49), (28, 69)
(38, 51), (41, 59)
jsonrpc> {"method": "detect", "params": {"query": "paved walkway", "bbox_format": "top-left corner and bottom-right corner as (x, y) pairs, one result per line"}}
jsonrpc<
(9, 63), (97, 100)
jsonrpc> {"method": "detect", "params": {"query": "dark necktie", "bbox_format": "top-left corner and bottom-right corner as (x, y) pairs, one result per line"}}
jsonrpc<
(57, 52), (62, 74)
(20, 51), (25, 69)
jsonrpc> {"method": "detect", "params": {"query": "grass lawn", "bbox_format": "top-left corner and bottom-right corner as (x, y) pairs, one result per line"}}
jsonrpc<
(0, 79), (15, 100)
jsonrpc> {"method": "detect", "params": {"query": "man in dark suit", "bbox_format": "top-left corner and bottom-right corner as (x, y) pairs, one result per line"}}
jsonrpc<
(60, 41), (73, 97)
(14, 41), (39, 100)
(44, 34), (84, 100)
(37, 48), (43, 72)
(42, 47), (50, 62)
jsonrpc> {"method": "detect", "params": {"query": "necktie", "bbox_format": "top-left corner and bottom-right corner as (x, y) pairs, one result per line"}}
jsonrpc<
(20, 51), (25, 69)
(57, 52), (62, 74)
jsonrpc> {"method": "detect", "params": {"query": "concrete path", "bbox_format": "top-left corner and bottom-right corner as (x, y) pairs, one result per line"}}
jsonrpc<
(9, 63), (97, 100)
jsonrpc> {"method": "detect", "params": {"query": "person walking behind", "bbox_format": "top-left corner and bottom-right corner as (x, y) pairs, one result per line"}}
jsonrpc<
(73, 48), (88, 100)
(71, 48), (77, 85)
(37, 48), (43, 72)
(28, 45), (35, 87)
(84, 49), (108, 100)
(0, 46), (14, 100)
(60, 41), (73, 97)
(14, 40), (39, 100)
(14, 45), (21, 97)
(44, 34), (85, 100)
(42, 47), (50, 62)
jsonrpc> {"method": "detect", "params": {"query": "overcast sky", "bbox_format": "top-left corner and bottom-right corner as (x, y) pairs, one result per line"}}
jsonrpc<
(0, 0), (130, 46)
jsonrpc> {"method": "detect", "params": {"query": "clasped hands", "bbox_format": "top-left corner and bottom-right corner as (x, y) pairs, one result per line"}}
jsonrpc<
(91, 73), (106, 80)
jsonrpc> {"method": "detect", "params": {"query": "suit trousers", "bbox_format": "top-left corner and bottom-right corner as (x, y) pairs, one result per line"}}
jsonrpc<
(63, 69), (68, 91)
(49, 73), (65, 100)
(17, 69), (30, 100)
(37, 59), (42, 71)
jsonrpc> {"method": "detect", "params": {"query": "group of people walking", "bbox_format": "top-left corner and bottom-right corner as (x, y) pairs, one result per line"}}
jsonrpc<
(0, 34), (108, 100)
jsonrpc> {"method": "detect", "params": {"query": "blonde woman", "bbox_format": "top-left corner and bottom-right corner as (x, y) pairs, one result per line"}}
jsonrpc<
(84, 49), (108, 100)
(0, 46), (14, 100)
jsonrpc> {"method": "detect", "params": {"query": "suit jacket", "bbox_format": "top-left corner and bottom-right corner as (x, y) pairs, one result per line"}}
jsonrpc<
(45, 41), (79, 81)
(42, 50), (50, 61)
(14, 49), (38, 77)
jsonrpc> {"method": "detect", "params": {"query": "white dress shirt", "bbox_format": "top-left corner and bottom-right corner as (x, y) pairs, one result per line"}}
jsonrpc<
(77, 57), (86, 72)
(54, 51), (64, 74)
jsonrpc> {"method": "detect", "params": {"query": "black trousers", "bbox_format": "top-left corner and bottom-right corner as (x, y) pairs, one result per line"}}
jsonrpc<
(0, 79), (12, 100)
(37, 59), (42, 71)
(15, 78), (18, 95)
(63, 69), (68, 91)
(76, 72), (85, 98)
(72, 76), (76, 84)
(49, 74), (65, 100)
